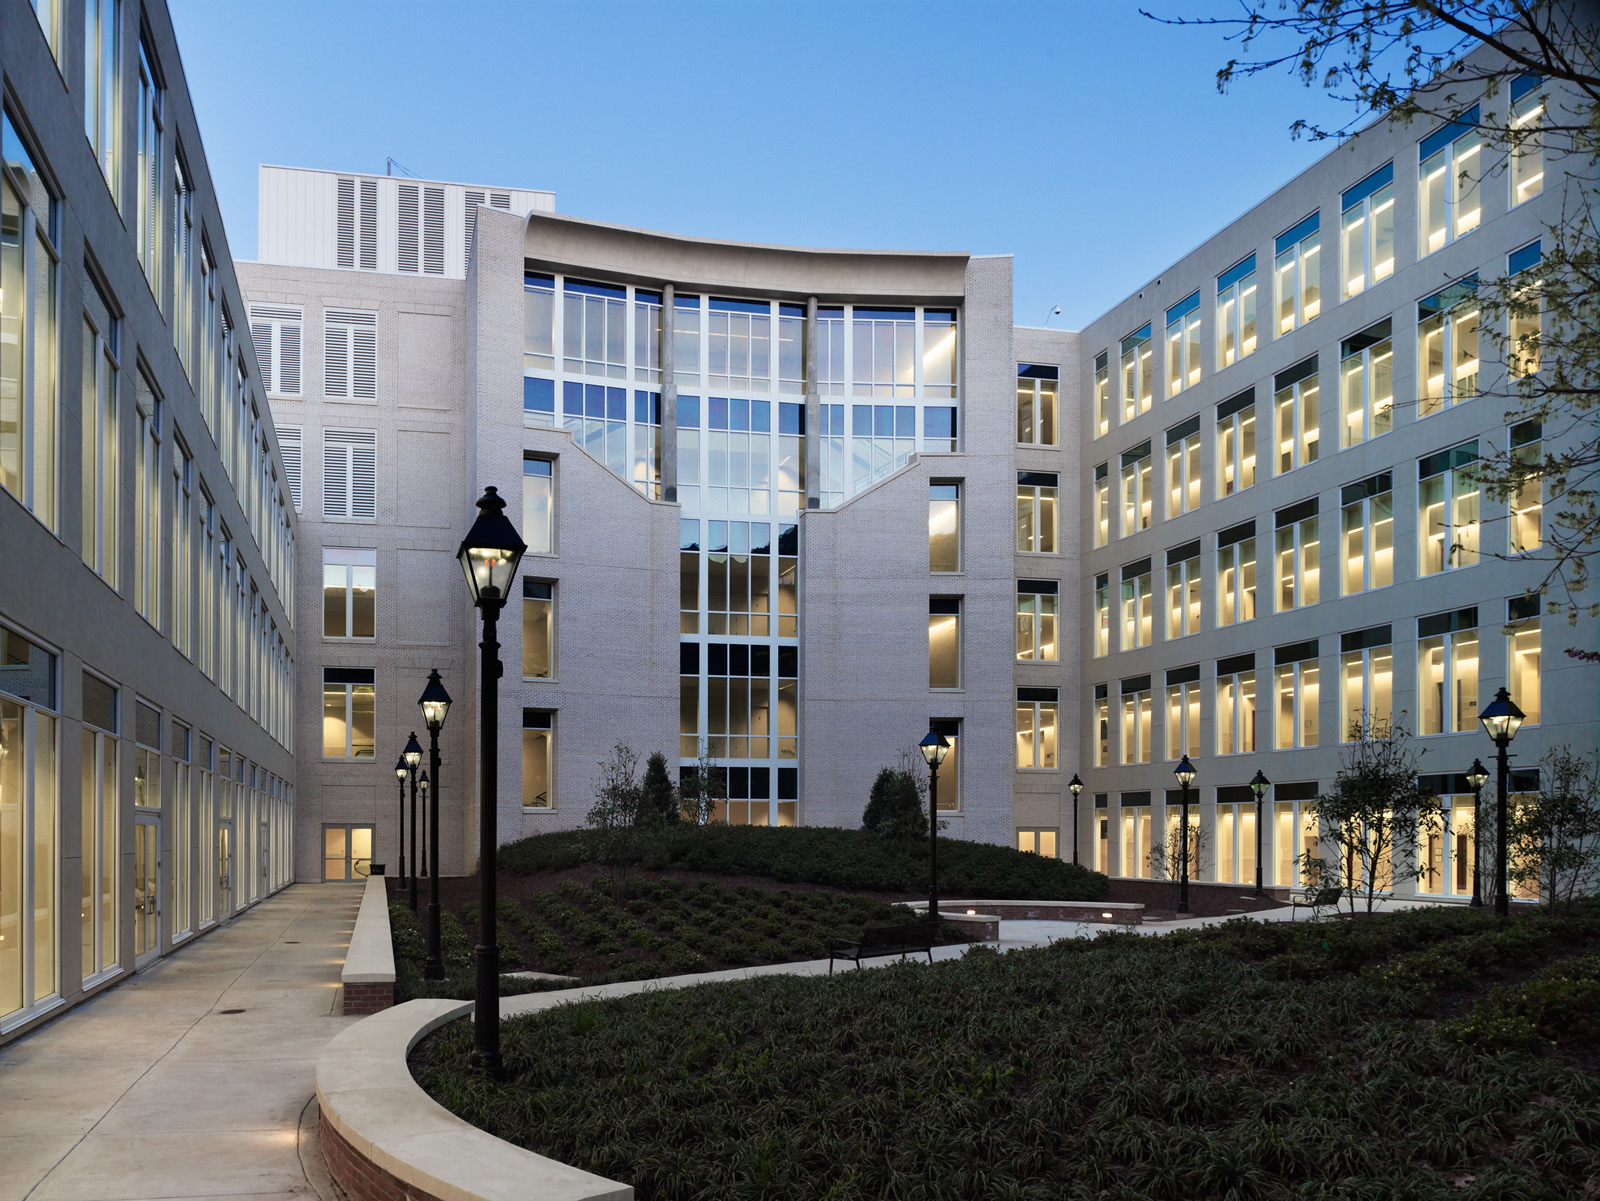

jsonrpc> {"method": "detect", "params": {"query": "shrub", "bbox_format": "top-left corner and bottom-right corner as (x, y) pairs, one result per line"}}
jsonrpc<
(500, 823), (1109, 901)
(862, 765), (926, 842)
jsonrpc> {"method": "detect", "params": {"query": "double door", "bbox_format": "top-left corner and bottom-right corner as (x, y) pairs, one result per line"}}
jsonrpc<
(133, 814), (160, 968)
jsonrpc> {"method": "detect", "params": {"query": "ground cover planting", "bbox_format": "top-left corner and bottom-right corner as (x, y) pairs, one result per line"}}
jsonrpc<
(390, 877), (958, 1002)
(413, 904), (1600, 1200)
(499, 824), (1110, 900)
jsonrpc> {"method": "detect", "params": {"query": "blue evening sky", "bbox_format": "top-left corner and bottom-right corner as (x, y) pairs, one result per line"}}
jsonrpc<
(169, 0), (1355, 329)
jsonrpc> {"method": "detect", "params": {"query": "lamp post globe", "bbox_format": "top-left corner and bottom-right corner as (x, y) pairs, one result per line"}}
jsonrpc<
(417, 771), (430, 879)
(1173, 755), (1197, 914)
(1477, 687), (1524, 917)
(1249, 770), (1270, 898)
(918, 727), (950, 924)
(1068, 773), (1084, 865)
(418, 668), (452, 980)
(458, 487), (525, 1077)
(1465, 757), (1489, 908)
(404, 732), (424, 912)
(394, 757), (409, 885)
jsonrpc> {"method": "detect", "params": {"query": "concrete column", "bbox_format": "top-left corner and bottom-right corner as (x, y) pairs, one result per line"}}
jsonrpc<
(804, 296), (820, 510)
(660, 284), (677, 503)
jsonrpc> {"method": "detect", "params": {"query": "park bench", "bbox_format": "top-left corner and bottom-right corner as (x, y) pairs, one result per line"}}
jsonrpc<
(829, 921), (936, 974)
(1289, 884), (1344, 921)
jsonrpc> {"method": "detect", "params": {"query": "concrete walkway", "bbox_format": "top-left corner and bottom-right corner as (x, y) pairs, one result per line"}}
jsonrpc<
(0, 884), (363, 1201)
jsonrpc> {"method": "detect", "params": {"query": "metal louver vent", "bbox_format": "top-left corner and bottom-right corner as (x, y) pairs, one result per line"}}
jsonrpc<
(323, 429), (376, 520)
(397, 184), (419, 273)
(278, 426), (303, 511)
(422, 187), (445, 274)
(464, 189), (485, 261)
(325, 309), (377, 400)
(359, 179), (378, 270)
(336, 178), (356, 269)
(490, 192), (511, 208)
(248, 305), (303, 396)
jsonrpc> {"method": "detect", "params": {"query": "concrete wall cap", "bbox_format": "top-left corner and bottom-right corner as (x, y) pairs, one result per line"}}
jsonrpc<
(342, 876), (397, 986)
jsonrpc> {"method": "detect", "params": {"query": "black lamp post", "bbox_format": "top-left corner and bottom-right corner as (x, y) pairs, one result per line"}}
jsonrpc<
(393, 757), (408, 885)
(1249, 770), (1270, 898)
(918, 726), (951, 925)
(1173, 755), (1197, 914)
(1478, 687), (1524, 918)
(417, 771), (430, 878)
(1465, 758), (1489, 908)
(403, 732), (422, 908)
(458, 486), (526, 1075)
(1068, 773), (1084, 865)
(419, 668), (452, 980)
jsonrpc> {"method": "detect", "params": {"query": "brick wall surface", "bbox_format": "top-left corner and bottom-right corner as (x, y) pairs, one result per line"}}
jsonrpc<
(322, 1113), (447, 1201)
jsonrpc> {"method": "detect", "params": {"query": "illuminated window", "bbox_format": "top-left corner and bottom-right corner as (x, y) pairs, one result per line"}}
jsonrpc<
(1215, 785), (1257, 885)
(83, 0), (121, 201)
(1273, 642), (1320, 749)
(1272, 357), (1319, 475)
(1120, 676), (1152, 765)
(1095, 795), (1109, 873)
(1093, 463), (1110, 548)
(929, 483), (960, 572)
(1016, 688), (1058, 770)
(1165, 417), (1201, 518)
(1165, 293), (1201, 397)
(1418, 608), (1478, 735)
(1340, 472), (1393, 595)
(1093, 573), (1110, 658)
(1510, 76), (1544, 206)
(1216, 255), (1257, 370)
(1509, 421), (1542, 553)
(1340, 163), (1395, 299)
(1339, 625), (1393, 741)
(1016, 363), (1058, 445)
(1120, 325), (1152, 422)
(1215, 390), (1256, 498)
(1274, 499), (1320, 612)
(322, 668), (375, 759)
(1216, 521), (1257, 627)
(523, 456), (554, 554)
(1017, 829), (1058, 857)
(522, 710), (553, 808)
(1093, 351), (1110, 438)
(1120, 443), (1152, 537)
(1273, 783), (1320, 887)
(1508, 240), (1543, 378)
(1016, 471), (1057, 554)
(1419, 105), (1481, 256)
(1165, 541), (1201, 640)
(1120, 558), (1152, 650)
(1339, 319), (1393, 448)
(1418, 275), (1480, 417)
(1274, 212), (1321, 336)
(1216, 653), (1256, 755)
(1016, 579), (1059, 662)
(1164, 666), (1201, 761)
(1506, 595), (1540, 725)
(322, 548), (375, 639)
(1093, 684), (1110, 768)
(929, 598), (961, 690)
(1419, 441), (1479, 576)
(522, 579), (554, 679)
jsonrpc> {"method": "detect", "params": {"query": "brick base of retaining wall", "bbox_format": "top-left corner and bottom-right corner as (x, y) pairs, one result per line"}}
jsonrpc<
(323, 1111), (445, 1201)
(341, 982), (394, 1016)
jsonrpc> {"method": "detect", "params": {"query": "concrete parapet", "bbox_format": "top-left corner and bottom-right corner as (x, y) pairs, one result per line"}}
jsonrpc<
(341, 876), (397, 1015)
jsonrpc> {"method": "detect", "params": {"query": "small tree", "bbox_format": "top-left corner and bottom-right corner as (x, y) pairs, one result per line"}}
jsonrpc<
(1507, 745), (1600, 910)
(678, 741), (728, 826)
(862, 764), (925, 842)
(1312, 713), (1444, 913)
(583, 743), (644, 898)
(1148, 815), (1210, 900)
(639, 751), (679, 826)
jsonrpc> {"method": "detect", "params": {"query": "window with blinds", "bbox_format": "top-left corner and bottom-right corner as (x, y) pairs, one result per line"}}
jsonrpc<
(277, 425), (302, 511)
(249, 305), (302, 396)
(335, 177), (378, 270)
(324, 309), (377, 400)
(323, 428), (376, 520)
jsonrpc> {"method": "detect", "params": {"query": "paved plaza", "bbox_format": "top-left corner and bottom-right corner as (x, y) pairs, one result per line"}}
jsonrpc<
(0, 885), (362, 1201)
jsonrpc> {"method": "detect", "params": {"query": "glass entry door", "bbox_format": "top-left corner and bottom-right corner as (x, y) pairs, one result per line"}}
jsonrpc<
(322, 826), (373, 882)
(134, 815), (161, 968)
(216, 821), (233, 921)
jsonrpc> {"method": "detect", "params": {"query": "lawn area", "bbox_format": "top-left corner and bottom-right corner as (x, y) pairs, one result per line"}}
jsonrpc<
(389, 876), (960, 1002)
(412, 904), (1600, 1201)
